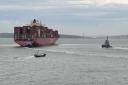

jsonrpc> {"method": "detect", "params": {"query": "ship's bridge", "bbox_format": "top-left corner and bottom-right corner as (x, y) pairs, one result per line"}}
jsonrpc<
(31, 19), (41, 27)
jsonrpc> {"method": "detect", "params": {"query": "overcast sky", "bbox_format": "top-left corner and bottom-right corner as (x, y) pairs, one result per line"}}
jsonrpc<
(0, 0), (128, 36)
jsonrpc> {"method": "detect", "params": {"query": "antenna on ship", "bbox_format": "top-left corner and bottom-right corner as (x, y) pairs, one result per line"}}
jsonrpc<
(107, 36), (108, 40)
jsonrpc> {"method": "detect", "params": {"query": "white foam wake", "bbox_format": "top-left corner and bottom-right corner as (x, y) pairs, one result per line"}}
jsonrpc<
(113, 47), (128, 50)
(25, 56), (34, 59)
(0, 44), (18, 47)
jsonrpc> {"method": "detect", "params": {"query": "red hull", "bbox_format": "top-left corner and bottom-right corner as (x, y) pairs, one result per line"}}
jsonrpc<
(15, 38), (58, 47)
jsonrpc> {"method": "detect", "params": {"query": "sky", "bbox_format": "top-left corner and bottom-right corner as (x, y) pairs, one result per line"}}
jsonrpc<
(0, 0), (128, 36)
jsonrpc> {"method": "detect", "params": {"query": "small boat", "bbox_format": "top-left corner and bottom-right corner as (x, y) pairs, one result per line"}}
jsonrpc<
(34, 50), (46, 57)
(34, 53), (46, 57)
(102, 36), (112, 48)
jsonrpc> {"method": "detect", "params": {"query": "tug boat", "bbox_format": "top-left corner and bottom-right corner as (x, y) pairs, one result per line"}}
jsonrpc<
(102, 36), (112, 48)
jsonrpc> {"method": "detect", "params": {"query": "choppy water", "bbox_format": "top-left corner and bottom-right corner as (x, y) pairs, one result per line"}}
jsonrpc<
(0, 38), (128, 85)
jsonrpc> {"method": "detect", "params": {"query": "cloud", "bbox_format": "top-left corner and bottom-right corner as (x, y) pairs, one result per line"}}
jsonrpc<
(0, 0), (128, 11)
(0, 0), (128, 35)
(67, 0), (128, 5)
(0, 5), (58, 11)
(0, 0), (65, 11)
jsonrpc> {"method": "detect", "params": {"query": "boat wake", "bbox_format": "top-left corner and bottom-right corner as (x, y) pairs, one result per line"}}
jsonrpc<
(25, 56), (34, 59)
(0, 44), (18, 47)
(40, 48), (128, 59)
(13, 56), (34, 61)
(28, 46), (128, 59)
(33, 48), (77, 55)
(60, 44), (87, 46)
(113, 47), (128, 50)
(44, 49), (76, 55)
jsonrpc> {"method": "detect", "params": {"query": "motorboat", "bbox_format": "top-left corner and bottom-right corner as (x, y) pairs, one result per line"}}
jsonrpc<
(34, 50), (46, 57)
(34, 53), (46, 57)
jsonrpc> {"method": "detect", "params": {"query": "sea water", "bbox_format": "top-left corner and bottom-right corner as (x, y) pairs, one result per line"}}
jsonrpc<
(0, 38), (128, 85)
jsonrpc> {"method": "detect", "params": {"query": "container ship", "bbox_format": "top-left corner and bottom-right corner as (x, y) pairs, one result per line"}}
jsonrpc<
(14, 19), (59, 47)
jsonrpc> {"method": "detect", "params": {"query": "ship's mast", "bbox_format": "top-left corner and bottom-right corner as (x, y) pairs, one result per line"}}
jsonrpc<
(107, 36), (108, 40)
(105, 36), (110, 45)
